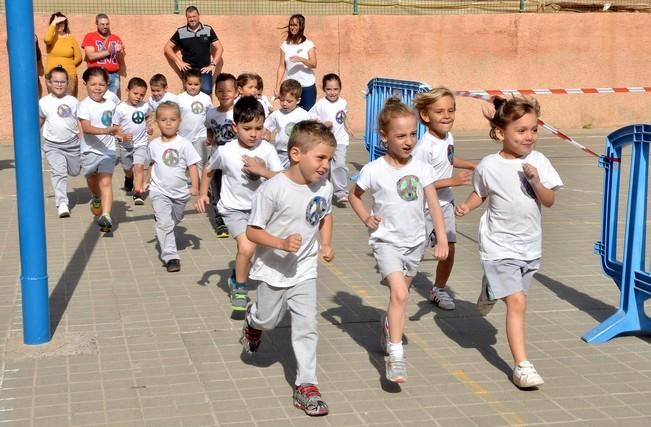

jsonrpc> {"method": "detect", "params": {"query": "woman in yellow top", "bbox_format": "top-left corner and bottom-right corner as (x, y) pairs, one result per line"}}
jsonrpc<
(44, 12), (82, 96)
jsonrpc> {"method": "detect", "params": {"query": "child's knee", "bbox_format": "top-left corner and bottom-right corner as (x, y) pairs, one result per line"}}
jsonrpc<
(389, 285), (409, 306)
(236, 236), (255, 259)
(506, 292), (527, 312)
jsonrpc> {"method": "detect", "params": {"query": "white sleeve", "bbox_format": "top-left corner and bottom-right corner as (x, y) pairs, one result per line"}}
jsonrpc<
(264, 112), (278, 133)
(112, 106), (123, 126)
(537, 156), (564, 190)
(248, 181), (276, 229)
(472, 163), (488, 198)
(355, 163), (373, 192)
(420, 163), (436, 188)
(265, 148), (284, 172)
(77, 101), (90, 121)
(184, 140), (202, 166)
(206, 145), (224, 171)
(38, 98), (46, 119)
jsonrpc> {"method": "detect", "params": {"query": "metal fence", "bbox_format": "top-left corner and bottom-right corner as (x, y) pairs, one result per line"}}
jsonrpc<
(4, 1), (650, 15)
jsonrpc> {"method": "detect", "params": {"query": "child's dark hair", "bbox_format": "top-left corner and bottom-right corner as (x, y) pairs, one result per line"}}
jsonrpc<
(183, 69), (201, 81)
(215, 72), (236, 88)
(322, 73), (342, 90)
(82, 67), (109, 83)
(485, 96), (541, 141)
(234, 96), (265, 124)
(149, 73), (168, 87)
(236, 73), (258, 89)
(378, 96), (415, 135)
(279, 79), (302, 99)
(156, 100), (181, 119)
(288, 120), (336, 154)
(46, 66), (68, 81)
(255, 74), (264, 92)
(127, 77), (147, 91)
(282, 14), (306, 44)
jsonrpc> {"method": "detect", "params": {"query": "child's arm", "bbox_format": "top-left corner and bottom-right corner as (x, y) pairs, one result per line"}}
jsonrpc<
(246, 226), (302, 253)
(206, 128), (215, 146)
(242, 155), (278, 179)
(348, 185), (381, 230)
(80, 119), (122, 138)
(344, 115), (355, 138)
(319, 214), (334, 262)
(188, 164), (199, 196)
(523, 163), (556, 208)
(454, 157), (476, 170)
(423, 184), (449, 260)
(194, 165), (215, 213)
(433, 171), (472, 189)
(455, 191), (485, 217)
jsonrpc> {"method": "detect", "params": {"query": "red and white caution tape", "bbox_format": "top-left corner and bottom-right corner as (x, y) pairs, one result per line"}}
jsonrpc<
(462, 87), (651, 97)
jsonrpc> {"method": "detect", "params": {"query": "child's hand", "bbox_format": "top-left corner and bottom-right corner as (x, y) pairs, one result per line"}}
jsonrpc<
(283, 233), (302, 252)
(451, 170), (473, 186)
(321, 244), (335, 262)
(522, 163), (540, 184)
(122, 132), (133, 142)
(195, 194), (210, 213)
(432, 243), (449, 261)
(190, 186), (199, 197)
(364, 215), (381, 230)
(205, 136), (214, 146)
(146, 125), (153, 135)
(242, 155), (265, 176)
(455, 203), (470, 217)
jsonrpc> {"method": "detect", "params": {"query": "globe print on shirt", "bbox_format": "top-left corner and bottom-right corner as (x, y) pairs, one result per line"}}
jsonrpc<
(162, 148), (180, 167)
(57, 104), (72, 118)
(305, 196), (328, 226)
(285, 122), (296, 137)
(335, 110), (346, 125)
(447, 144), (454, 165)
(191, 101), (204, 114)
(396, 175), (420, 202)
(101, 110), (113, 126)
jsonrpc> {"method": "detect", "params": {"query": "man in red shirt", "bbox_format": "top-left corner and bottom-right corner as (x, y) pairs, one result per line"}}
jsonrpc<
(82, 13), (125, 97)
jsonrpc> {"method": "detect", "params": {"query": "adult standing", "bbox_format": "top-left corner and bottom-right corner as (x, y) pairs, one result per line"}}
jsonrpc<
(274, 14), (317, 111)
(164, 6), (224, 96)
(44, 12), (82, 97)
(81, 13), (125, 96)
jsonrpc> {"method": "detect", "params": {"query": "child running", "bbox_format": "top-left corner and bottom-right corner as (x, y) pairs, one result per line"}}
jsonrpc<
(39, 66), (81, 218)
(148, 101), (201, 273)
(413, 87), (475, 310)
(112, 77), (153, 204)
(309, 73), (354, 206)
(236, 72), (273, 117)
(196, 96), (283, 310)
(240, 120), (335, 416)
(264, 79), (312, 167)
(348, 97), (449, 384)
(177, 69), (213, 174)
(455, 96), (562, 388)
(148, 73), (177, 111)
(78, 67), (123, 232)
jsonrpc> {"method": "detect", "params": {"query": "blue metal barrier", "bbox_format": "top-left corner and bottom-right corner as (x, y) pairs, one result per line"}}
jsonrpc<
(582, 124), (651, 343)
(364, 78), (431, 161)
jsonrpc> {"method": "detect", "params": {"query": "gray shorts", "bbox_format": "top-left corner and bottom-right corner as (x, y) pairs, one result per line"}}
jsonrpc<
(118, 144), (134, 170)
(481, 258), (541, 300)
(426, 202), (456, 246)
(81, 152), (116, 177)
(133, 145), (150, 166)
(372, 241), (428, 279)
(222, 208), (251, 238)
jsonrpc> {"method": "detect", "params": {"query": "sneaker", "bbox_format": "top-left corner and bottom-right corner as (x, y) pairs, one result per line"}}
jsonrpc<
(89, 198), (101, 216)
(133, 193), (145, 205)
(429, 286), (455, 310)
(57, 203), (70, 218)
(293, 384), (329, 416)
(229, 272), (249, 311)
(97, 214), (112, 233)
(477, 275), (497, 316)
(166, 259), (181, 273)
(333, 195), (347, 208)
(214, 215), (229, 238)
(512, 361), (544, 388)
(385, 355), (407, 383)
(379, 314), (389, 355)
(240, 321), (262, 353)
(124, 176), (134, 194)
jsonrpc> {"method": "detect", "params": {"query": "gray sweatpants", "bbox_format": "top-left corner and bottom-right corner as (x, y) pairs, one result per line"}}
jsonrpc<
(42, 138), (81, 208)
(246, 279), (318, 385)
(150, 191), (188, 263)
(192, 138), (208, 173)
(330, 144), (349, 199)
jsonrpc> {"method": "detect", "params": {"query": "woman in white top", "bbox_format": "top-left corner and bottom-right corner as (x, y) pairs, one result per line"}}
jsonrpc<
(274, 14), (317, 111)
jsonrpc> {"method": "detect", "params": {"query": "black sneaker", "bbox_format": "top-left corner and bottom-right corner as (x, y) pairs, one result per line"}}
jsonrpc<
(97, 214), (112, 233)
(166, 259), (181, 273)
(124, 176), (134, 194)
(214, 215), (229, 238)
(133, 193), (144, 205)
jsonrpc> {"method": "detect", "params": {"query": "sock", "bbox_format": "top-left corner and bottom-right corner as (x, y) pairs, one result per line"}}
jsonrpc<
(388, 341), (403, 359)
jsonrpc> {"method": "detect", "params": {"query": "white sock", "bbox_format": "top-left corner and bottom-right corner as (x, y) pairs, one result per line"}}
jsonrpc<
(388, 341), (403, 359)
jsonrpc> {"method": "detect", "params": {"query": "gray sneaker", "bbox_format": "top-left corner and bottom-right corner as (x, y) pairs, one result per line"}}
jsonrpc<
(385, 355), (407, 383)
(379, 314), (389, 355)
(477, 275), (496, 316)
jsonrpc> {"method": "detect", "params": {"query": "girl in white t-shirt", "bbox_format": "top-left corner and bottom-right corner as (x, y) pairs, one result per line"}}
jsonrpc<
(274, 14), (317, 110)
(349, 97), (449, 384)
(456, 97), (563, 389)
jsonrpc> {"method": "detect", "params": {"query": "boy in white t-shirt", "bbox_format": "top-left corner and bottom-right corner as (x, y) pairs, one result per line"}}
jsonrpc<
(147, 101), (201, 273)
(112, 77), (153, 204)
(39, 66), (81, 218)
(197, 96), (283, 311)
(240, 121), (335, 416)
(309, 73), (354, 206)
(176, 69), (213, 173)
(264, 79), (312, 168)
(148, 74), (177, 111)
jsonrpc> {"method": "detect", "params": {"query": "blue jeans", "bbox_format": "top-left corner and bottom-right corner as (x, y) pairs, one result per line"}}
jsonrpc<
(201, 72), (213, 95)
(299, 84), (317, 111)
(107, 72), (120, 96)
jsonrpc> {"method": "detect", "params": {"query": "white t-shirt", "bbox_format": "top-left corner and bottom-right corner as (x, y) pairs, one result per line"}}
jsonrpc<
(112, 101), (152, 147)
(413, 131), (455, 206)
(309, 97), (349, 146)
(148, 92), (178, 112)
(204, 107), (236, 145)
(39, 94), (80, 143)
(78, 97), (118, 155)
(258, 95), (273, 117)
(249, 172), (333, 288)
(264, 107), (312, 152)
(356, 156), (436, 247)
(103, 91), (120, 105)
(281, 39), (316, 87)
(148, 135), (201, 200)
(473, 150), (563, 261)
(207, 139), (283, 211)
(176, 91), (213, 142)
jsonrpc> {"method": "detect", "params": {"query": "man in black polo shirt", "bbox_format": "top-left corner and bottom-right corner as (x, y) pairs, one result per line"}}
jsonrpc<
(164, 5), (224, 95)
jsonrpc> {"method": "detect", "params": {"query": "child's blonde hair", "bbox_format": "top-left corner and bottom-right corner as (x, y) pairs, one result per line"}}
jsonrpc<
(485, 96), (541, 141)
(156, 101), (181, 119)
(378, 96), (415, 135)
(288, 120), (336, 154)
(413, 87), (455, 119)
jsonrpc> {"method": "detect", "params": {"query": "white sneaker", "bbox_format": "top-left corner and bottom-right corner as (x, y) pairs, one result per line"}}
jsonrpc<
(58, 203), (70, 218)
(512, 361), (544, 388)
(385, 355), (407, 384)
(477, 275), (496, 316)
(429, 286), (455, 310)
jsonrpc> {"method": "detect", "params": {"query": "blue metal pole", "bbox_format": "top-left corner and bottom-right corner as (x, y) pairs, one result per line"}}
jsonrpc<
(6, 0), (51, 344)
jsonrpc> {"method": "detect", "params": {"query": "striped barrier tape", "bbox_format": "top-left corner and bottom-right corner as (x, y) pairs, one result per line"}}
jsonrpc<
(463, 87), (651, 97)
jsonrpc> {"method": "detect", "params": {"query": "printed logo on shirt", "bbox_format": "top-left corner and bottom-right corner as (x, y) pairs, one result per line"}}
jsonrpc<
(101, 110), (113, 126)
(191, 101), (204, 114)
(132, 110), (145, 124)
(447, 144), (454, 165)
(162, 148), (180, 167)
(215, 121), (235, 145)
(57, 104), (72, 118)
(305, 196), (328, 226)
(285, 122), (296, 137)
(396, 175), (420, 202)
(520, 173), (537, 199)
(335, 110), (346, 125)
